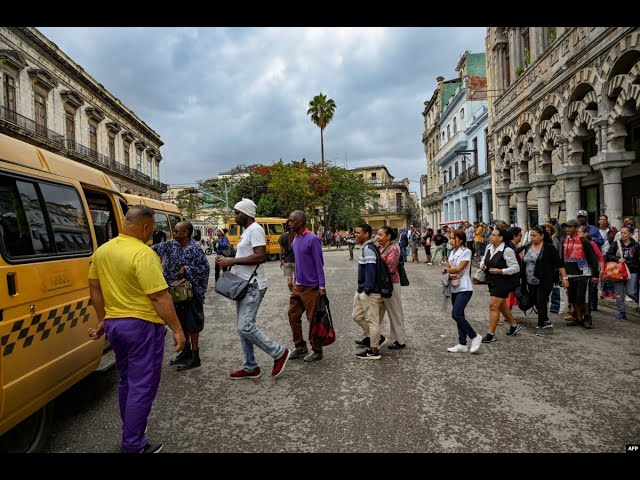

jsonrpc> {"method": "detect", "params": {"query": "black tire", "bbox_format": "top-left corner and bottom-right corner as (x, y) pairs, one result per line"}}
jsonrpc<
(0, 401), (54, 453)
(205, 248), (213, 255)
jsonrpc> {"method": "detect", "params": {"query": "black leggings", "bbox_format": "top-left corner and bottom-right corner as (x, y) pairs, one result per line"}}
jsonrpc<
(528, 283), (551, 327)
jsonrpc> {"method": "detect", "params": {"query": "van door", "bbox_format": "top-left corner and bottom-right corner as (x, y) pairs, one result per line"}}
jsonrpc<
(153, 212), (170, 244)
(0, 174), (101, 435)
(82, 189), (120, 246)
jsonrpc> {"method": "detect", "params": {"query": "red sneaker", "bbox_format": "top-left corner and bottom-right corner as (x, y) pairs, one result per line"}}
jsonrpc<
(229, 367), (261, 380)
(271, 348), (290, 378)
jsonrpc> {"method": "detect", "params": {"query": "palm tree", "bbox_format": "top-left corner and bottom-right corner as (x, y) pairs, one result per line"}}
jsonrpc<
(307, 92), (337, 170)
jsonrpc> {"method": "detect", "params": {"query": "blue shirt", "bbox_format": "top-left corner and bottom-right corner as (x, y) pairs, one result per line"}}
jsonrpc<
(292, 231), (325, 288)
(357, 240), (379, 294)
(152, 239), (211, 302)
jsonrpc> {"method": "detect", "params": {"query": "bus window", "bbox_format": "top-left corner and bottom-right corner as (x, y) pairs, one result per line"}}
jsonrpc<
(153, 212), (170, 244)
(268, 223), (284, 235)
(84, 189), (119, 246)
(229, 224), (241, 236)
(168, 214), (182, 234)
(39, 183), (91, 254)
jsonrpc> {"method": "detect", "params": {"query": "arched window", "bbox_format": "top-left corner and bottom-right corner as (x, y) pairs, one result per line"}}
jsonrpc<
(453, 117), (458, 134)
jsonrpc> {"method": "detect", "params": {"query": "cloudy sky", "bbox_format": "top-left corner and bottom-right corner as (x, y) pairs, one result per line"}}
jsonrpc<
(38, 27), (486, 191)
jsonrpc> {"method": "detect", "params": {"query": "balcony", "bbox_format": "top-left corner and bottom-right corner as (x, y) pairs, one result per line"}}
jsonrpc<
(366, 179), (408, 189)
(435, 130), (468, 167)
(0, 106), (64, 148)
(65, 139), (167, 193)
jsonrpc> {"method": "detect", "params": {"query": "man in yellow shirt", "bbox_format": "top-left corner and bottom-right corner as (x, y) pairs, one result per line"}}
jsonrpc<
(88, 205), (185, 454)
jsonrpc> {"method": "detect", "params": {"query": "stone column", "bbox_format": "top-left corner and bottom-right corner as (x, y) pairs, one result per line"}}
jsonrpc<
(496, 192), (511, 224)
(564, 178), (582, 221)
(515, 191), (529, 230)
(461, 196), (469, 221)
(601, 167), (624, 228)
(455, 199), (461, 220)
(482, 190), (491, 223)
(590, 151), (634, 229)
(468, 194), (478, 223)
(537, 185), (551, 224)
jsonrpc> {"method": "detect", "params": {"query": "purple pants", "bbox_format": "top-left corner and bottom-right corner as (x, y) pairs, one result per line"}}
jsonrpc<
(104, 318), (165, 453)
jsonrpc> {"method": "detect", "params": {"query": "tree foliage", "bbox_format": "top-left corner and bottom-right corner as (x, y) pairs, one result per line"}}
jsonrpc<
(176, 188), (203, 219)
(307, 92), (336, 168)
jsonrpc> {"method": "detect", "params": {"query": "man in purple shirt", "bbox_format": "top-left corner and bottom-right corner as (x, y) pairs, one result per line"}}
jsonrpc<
(287, 210), (327, 362)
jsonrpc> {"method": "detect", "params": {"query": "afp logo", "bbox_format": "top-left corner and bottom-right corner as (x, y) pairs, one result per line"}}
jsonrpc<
(626, 444), (639, 453)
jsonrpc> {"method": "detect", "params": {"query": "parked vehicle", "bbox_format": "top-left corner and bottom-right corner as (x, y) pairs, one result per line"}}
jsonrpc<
(0, 132), (130, 452)
(225, 217), (287, 260)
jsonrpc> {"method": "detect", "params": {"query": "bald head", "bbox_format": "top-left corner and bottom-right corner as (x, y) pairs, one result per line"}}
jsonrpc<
(123, 204), (155, 242)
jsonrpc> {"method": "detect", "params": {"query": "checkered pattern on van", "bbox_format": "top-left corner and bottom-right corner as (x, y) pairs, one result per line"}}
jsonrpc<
(0, 299), (93, 357)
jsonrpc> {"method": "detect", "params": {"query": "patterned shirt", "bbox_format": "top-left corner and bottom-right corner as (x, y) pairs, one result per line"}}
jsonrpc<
(152, 239), (210, 302)
(379, 243), (400, 284)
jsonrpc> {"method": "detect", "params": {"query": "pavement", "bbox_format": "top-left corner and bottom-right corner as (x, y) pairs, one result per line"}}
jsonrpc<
(42, 248), (640, 453)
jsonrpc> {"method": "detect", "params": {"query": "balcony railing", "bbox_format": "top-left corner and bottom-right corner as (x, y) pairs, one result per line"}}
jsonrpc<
(463, 166), (479, 184)
(65, 139), (167, 192)
(367, 180), (407, 189)
(0, 106), (64, 146)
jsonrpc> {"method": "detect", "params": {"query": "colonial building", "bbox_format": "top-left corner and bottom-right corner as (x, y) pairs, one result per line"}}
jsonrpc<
(351, 165), (418, 229)
(422, 76), (446, 228)
(434, 52), (491, 225)
(0, 27), (166, 198)
(486, 27), (640, 229)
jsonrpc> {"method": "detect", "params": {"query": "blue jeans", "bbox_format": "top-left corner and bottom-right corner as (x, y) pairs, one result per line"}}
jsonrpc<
(235, 282), (284, 372)
(451, 291), (477, 346)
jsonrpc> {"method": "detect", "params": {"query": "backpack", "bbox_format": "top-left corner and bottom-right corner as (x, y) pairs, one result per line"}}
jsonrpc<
(368, 244), (393, 298)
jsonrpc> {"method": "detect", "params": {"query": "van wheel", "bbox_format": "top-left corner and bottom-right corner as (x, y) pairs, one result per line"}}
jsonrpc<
(268, 254), (279, 261)
(205, 248), (213, 255)
(0, 401), (54, 453)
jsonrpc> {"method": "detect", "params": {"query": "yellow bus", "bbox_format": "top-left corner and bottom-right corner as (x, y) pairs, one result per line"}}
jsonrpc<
(225, 217), (288, 260)
(122, 193), (184, 245)
(0, 132), (128, 452)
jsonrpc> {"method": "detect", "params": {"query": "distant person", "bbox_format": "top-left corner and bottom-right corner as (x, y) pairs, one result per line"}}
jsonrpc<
(214, 228), (231, 282)
(215, 198), (290, 379)
(88, 205), (186, 454)
(279, 221), (295, 292)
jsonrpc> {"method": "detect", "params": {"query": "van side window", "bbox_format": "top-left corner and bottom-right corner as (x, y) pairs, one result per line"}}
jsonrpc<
(229, 224), (240, 236)
(269, 223), (284, 235)
(39, 183), (91, 254)
(153, 212), (170, 244)
(0, 174), (91, 260)
(83, 189), (119, 246)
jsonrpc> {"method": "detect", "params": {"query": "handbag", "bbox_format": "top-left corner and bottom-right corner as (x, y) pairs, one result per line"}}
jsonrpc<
(214, 265), (259, 301)
(602, 240), (630, 282)
(515, 283), (534, 312)
(310, 295), (336, 347)
(473, 268), (487, 285)
(169, 278), (193, 303)
(398, 258), (410, 286)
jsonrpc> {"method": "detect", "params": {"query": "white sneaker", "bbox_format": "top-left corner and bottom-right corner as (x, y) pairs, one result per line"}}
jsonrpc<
(447, 344), (469, 353)
(469, 334), (482, 354)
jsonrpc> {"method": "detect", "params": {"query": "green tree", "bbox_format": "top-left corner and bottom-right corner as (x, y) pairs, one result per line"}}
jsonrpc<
(267, 160), (314, 216)
(307, 92), (337, 170)
(176, 188), (203, 219)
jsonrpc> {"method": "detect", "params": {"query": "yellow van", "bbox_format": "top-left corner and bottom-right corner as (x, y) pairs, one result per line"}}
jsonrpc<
(0, 132), (127, 452)
(122, 193), (184, 245)
(225, 217), (288, 260)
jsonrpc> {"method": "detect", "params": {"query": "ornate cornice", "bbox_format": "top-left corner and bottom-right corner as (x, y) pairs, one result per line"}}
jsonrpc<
(106, 121), (121, 134)
(135, 140), (148, 150)
(60, 90), (84, 109)
(28, 68), (57, 91)
(0, 49), (28, 71)
(121, 131), (135, 143)
(85, 106), (105, 123)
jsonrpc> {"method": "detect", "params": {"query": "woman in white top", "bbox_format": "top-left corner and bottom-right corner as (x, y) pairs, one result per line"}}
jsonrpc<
(444, 230), (482, 354)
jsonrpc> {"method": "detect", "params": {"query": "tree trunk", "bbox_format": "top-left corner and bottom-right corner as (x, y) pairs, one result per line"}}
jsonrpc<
(320, 127), (325, 169)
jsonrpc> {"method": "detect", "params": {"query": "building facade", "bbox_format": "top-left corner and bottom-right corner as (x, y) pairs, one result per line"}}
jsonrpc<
(0, 27), (166, 198)
(486, 27), (640, 229)
(351, 165), (417, 229)
(435, 52), (492, 225)
(422, 77), (445, 228)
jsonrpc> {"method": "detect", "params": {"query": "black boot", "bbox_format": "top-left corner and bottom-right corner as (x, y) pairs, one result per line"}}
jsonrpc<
(169, 344), (191, 365)
(177, 348), (201, 371)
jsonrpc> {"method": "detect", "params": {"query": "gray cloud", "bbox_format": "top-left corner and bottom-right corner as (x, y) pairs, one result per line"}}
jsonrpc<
(39, 27), (486, 187)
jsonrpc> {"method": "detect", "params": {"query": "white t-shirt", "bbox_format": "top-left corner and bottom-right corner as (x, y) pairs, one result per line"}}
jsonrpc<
(234, 221), (267, 290)
(449, 247), (473, 293)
